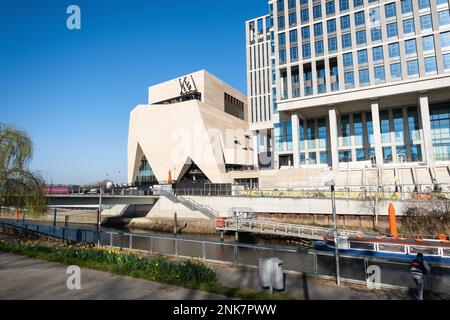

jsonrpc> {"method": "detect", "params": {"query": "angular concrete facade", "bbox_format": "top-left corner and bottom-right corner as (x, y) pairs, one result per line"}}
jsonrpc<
(128, 70), (253, 185)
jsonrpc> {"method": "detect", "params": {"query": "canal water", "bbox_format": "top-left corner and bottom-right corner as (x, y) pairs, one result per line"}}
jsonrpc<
(0, 217), (311, 249)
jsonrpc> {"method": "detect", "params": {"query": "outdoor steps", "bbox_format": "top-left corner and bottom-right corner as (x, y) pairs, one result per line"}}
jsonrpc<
(435, 166), (450, 184)
(397, 168), (414, 185)
(349, 170), (363, 186)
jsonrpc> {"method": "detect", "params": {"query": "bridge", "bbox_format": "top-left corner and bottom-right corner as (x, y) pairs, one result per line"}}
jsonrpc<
(216, 218), (364, 241)
(47, 194), (159, 208)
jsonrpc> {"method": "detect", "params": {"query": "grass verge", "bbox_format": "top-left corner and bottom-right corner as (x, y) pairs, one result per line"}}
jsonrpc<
(0, 238), (294, 300)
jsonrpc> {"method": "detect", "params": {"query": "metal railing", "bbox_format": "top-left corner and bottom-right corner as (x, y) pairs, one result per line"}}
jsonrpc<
(160, 191), (219, 218)
(217, 218), (364, 240)
(1, 220), (449, 295)
(175, 188), (450, 201)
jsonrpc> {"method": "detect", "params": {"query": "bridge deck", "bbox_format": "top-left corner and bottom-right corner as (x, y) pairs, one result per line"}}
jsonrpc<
(217, 218), (363, 241)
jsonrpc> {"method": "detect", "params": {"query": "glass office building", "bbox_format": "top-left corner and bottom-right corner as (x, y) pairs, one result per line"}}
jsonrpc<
(246, 0), (450, 169)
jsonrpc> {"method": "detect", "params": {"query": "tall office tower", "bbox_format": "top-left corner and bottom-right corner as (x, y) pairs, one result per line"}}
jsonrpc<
(247, 0), (450, 171)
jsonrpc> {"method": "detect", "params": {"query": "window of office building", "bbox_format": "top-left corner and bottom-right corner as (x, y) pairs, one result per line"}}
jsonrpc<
(291, 46), (299, 61)
(304, 64), (313, 96)
(380, 110), (391, 143)
(401, 0), (413, 14)
(355, 11), (365, 26)
(366, 113), (374, 144)
(289, 12), (297, 27)
(292, 68), (301, 97)
(373, 46), (384, 62)
(307, 119), (316, 149)
(302, 26), (310, 40)
(383, 147), (393, 163)
(407, 59), (419, 76)
(225, 93), (245, 120)
(393, 109), (405, 143)
(274, 123), (284, 152)
(316, 61), (326, 94)
(327, 19), (337, 33)
(277, 0), (284, 12)
(411, 145), (423, 162)
(344, 71), (355, 87)
(341, 15), (351, 30)
(403, 18), (415, 34)
(408, 107), (421, 142)
(290, 30), (298, 43)
(341, 114), (351, 146)
(288, 0), (296, 9)
(355, 148), (365, 161)
(353, 113), (364, 145)
(387, 22), (398, 38)
(424, 56), (437, 74)
(444, 54), (450, 70)
(356, 30), (367, 45)
(420, 14), (433, 31)
(354, 0), (364, 7)
(279, 49), (286, 64)
(320, 151), (329, 165)
(430, 103), (450, 161)
(359, 68), (370, 85)
(316, 40), (324, 55)
(314, 5), (322, 20)
(390, 62), (402, 80)
(389, 42), (400, 58)
(419, 0), (430, 10)
(278, 16), (285, 29)
(438, 10), (450, 26)
(339, 150), (352, 162)
(340, 0), (349, 12)
(374, 65), (386, 82)
(385, 3), (397, 18)
(437, 0), (449, 4)
(326, 1), (336, 15)
(286, 121), (293, 151)
(371, 27), (382, 42)
(299, 121), (305, 150)
(405, 39), (417, 55)
(303, 43), (311, 58)
(422, 35), (435, 52)
(343, 52), (353, 68)
(279, 33), (286, 46)
(318, 118), (328, 148)
(330, 57), (339, 92)
(358, 49), (368, 64)
(397, 146), (407, 162)
(301, 9), (309, 23)
(328, 36), (338, 52)
(342, 33), (352, 48)
(442, 31), (450, 49)
(314, 23), (323, 37)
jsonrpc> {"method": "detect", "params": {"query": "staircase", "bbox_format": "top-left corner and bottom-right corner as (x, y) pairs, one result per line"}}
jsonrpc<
(160, 191), (219, 219)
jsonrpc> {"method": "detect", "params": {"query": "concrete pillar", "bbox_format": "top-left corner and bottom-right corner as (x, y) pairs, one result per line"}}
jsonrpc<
(371, 102), (384, 166)
(253, 131), (259, 169)
(328, 107), (339, 169)
(419, 95), (434, 165)
(291, 112), (300, 168)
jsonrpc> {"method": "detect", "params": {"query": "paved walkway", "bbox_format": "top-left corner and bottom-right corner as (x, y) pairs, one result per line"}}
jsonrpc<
(0, 251), (418, 300)
(215, 266), (413, 300)
(0, 252), (229, 300)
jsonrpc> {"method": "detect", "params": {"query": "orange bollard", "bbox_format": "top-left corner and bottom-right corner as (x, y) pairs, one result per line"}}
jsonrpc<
(388, 203), (398, 238)
(15, 208), (19, 223)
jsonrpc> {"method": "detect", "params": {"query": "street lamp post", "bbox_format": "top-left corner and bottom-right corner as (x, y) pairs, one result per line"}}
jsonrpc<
(326, 180), (341, 287)
(97, 187), (102, 246)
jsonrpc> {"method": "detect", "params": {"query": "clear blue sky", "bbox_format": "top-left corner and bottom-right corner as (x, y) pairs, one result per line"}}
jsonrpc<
(0, 0), (268, 185)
